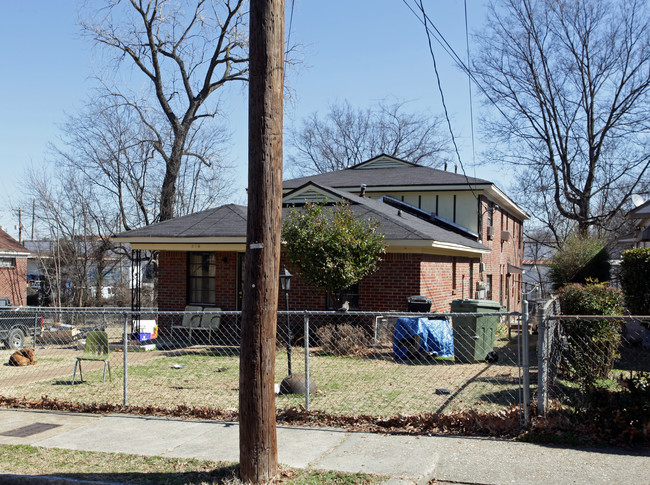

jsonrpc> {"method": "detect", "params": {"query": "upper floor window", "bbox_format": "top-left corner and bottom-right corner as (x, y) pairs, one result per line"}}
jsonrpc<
(188, 252), (216, 305)
(0, 257), (16, 268)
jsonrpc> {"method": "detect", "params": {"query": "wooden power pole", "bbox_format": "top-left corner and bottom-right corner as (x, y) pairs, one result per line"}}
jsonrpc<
(239, 0), (284, 483)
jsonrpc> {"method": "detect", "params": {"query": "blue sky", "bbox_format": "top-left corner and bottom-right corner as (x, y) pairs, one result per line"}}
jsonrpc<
(0, 0), (497, 240)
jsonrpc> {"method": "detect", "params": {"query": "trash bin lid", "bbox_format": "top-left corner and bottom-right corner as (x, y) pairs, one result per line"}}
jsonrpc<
(451, 299), (503, 311)
(407, 295), (432, 303)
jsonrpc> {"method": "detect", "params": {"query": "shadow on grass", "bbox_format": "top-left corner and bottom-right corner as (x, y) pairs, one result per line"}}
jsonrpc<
(161, 346), (241, 359)
(9, 465), (242, 485)
(51, 380), (76, 386)
(477, 387), (523, 407)
(615, 345), (650, 372)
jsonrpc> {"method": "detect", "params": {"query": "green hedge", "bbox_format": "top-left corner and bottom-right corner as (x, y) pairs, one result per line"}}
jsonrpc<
(548, 235), (610, 290)
(557, 281), (624, 386)
(619, 247), (650, 317)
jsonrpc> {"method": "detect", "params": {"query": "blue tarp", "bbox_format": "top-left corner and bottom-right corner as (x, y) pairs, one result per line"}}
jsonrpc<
(393, 317), (454, 360)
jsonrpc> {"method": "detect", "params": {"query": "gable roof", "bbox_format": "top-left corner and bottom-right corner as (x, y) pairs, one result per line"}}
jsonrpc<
(0, 228), (30, 257)
(115, 184), (489, 256)
(283, 154), (530, 221)
(351, 154), (420, 169)
(283, 182), (488, 253)
(283, 154), (490, 191)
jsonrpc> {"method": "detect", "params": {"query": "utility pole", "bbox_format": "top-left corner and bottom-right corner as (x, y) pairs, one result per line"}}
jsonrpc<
(239, 0), (284, 483)
(31, 200), (35, 241)
(15, 208), (23, 244)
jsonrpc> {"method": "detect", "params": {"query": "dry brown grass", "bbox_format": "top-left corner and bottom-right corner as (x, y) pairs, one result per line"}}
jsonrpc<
(0, 335), (523, 416)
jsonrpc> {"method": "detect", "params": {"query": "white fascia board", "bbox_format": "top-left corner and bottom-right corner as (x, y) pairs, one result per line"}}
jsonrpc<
(482, 186), (530, 220)
(129, 243), (247, 251)
(115, 236), (246, 251)
(0, 250), (31, 258)
(386, 239), (489, 257)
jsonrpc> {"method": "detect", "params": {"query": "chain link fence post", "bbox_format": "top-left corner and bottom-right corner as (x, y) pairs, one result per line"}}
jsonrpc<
(522, 300), (530, 424)
(537, 303), (548, 416)
(304, 312), (310, 411)
(123, 312), (129, 407)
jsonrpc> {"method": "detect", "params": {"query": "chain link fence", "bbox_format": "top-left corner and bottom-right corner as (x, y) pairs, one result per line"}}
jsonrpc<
(536, 311), (650, 415)
(0, 307), (527, 419)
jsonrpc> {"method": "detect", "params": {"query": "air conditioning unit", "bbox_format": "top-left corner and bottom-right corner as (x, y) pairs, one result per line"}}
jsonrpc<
(501, 230), (512, 242)
(486, 226), (495, 240)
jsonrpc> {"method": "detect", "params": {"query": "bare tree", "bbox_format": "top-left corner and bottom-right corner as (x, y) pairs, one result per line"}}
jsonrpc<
(26, 167), (122, 307)
(52, 98), (234, 232)
(474, 0), (650, 236)
(287, 99), (449, 176)
(523, 227), (558, 298)
(82, 0), (248, 221)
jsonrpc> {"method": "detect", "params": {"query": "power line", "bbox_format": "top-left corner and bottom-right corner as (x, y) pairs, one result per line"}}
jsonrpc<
(402, 0), (526, 148)
(401, 0), (469, 75)
(413, 0), (477, 200)
(286, 0), (296, 49)
(464, 0), (477, 172)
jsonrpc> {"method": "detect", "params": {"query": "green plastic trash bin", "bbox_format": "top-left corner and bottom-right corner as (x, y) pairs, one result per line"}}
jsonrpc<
(451, 299), (502, 363)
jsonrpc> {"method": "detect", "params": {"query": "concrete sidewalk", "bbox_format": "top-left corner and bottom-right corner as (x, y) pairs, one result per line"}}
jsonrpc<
(0, 408), (648, 484)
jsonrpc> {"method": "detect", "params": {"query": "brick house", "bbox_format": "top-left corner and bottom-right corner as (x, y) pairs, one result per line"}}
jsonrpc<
(624, 198), (650, 248)
(0, 228), (30, 305)
(114, 155), (528, 314)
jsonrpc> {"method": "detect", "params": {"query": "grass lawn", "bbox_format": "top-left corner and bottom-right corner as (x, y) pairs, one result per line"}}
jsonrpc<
(0, 444), (384, 484)
(0, 335), (524, 416)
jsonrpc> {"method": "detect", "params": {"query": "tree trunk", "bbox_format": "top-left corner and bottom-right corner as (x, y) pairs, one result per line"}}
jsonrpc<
(239, 0), (284, 483)
(159, 130), (187, 222)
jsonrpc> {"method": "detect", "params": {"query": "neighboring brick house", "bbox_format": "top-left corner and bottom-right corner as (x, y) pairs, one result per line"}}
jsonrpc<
(114, 154), (528, 314)
(0, 228), (30, 305)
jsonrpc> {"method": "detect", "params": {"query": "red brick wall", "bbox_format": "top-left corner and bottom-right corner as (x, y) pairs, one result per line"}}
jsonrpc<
(281, 261), (326, 310)
(419, 255), (479, 312)
(478, 197), (524, 311)
(157, 212), (525, 314)
(359, 253), (421, 311)
(214, 252), (239, 310)
(157, 251), (187, 312)
(0, 258), (27, 306)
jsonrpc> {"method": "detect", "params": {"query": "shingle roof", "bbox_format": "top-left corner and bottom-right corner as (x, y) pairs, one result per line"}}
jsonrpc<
(0, 228), (30, 255)
(284, 183), (488, 251)
(114, 186), (488, 253)
(114, 204), (248, 239)
(283, 163), (491, 191)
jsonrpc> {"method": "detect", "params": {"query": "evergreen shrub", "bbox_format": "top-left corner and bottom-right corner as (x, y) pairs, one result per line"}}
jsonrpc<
(557, 281), (625, 386)
(548, 235), (610, 290)
(619, 248), (650, 322)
